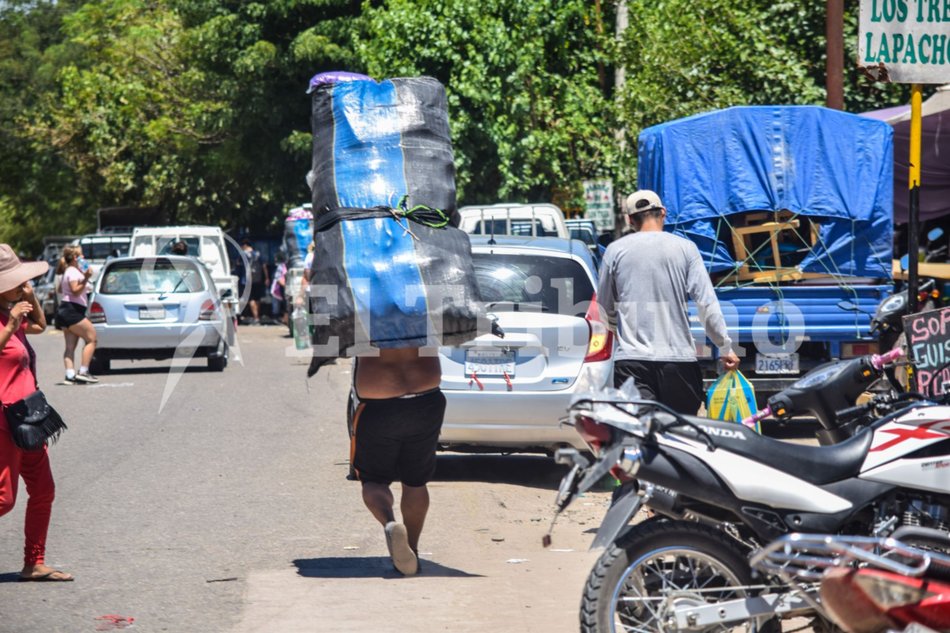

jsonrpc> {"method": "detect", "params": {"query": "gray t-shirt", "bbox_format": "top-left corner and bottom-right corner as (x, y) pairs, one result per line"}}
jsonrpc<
(597, 231), (733, 362)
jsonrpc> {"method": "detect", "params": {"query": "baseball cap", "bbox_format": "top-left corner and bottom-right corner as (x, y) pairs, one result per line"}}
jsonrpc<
(625, 190), (664, 215)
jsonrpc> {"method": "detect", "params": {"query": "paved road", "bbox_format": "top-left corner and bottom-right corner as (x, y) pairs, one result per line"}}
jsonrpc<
(0, 326), (611, 633)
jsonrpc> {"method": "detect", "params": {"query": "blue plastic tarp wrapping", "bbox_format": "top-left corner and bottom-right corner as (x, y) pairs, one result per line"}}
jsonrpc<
(306, 208), (484, 376)
(638, 106), (894, 278)
(309, 76), (458, 224)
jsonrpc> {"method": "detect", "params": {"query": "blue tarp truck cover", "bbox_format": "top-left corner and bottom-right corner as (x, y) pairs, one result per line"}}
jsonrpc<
(638, 106), (894, 278)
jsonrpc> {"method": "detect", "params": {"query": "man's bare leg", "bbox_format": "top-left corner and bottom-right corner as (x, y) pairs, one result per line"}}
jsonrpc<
(362, 482), (395, 525)
(400, 484), (429, 552)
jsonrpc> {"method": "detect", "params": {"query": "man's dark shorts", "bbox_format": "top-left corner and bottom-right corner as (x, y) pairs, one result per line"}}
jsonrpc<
(249, 281), (266, 301)
(613, 359), (704, 415)
(351, 389), (446, 487)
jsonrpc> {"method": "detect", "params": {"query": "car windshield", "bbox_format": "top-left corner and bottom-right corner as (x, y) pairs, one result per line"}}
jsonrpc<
(100, 260), (205, 295)
(568, 226), (597, 246)
(472, 253), (594, 317)
(79, 237), (131, 259)
(156, 237), (201, 255)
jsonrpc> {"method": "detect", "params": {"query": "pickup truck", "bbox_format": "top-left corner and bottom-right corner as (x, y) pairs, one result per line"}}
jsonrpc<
(638, 106), (894, 398)
(458, 203), (570, 239)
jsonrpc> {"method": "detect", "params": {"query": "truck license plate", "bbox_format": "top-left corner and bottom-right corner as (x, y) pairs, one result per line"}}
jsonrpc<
(755, 353), (799, 374)
(464, 349), (515, 376)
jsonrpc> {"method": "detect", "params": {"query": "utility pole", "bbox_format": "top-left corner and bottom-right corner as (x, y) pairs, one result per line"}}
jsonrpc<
(826, 0), (844, 109)
(614, 0), (628, 235)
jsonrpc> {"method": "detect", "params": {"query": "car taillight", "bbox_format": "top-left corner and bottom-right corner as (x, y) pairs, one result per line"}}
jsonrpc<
(574, 414), (611, 454)
(89, 302), (106, 324)
(584, 293), (613, 363)
(841, 341), (880, 358)
(198, 299), (217, 321)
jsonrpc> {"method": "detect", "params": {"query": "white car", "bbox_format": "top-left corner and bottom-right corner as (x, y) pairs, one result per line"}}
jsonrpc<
(88, 256), (229, 372)
(436, 235), (613, 453)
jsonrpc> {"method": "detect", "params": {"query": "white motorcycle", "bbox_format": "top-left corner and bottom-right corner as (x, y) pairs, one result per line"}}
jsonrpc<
(548, 356), (950, 632)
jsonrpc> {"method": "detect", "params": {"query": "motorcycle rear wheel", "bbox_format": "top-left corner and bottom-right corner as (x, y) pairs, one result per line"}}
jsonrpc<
(580, 519), (780, 633)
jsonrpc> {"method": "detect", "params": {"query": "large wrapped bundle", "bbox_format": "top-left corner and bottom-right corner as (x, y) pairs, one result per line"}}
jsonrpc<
(306, 207), (484, 375)
(309, 76), (458, 225)
(283, 206), (313, 268)
(304, 75), (482, 375)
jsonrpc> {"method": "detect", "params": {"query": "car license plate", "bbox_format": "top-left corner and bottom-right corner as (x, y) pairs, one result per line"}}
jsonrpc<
(755, 353), (799, 374)
(139, 306), (166, 320)
(464, 349), (515, 376)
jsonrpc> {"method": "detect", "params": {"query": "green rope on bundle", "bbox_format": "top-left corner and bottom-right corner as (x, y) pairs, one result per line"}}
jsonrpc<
(394, 195), (451, 229)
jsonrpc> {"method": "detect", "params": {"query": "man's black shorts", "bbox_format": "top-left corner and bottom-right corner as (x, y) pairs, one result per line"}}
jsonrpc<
(351, 389), (446, 487)
(249, 281), (266, 301)
(613, 359), (704, 415)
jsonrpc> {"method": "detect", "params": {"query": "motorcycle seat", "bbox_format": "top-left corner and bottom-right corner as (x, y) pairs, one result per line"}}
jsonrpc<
(663, 415), (873, 485)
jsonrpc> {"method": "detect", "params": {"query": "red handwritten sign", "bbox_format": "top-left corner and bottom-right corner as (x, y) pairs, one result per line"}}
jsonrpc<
(904, 306), (950, 398)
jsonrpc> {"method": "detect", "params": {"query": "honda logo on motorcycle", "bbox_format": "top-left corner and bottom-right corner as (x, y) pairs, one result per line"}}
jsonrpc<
(698, 425), (747, 440)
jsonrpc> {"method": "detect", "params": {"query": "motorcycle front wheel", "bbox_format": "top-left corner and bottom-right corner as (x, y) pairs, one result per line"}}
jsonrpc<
(580, 519), (780, 633)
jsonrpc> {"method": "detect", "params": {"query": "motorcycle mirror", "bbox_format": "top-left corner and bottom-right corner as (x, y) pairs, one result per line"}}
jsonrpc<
(928, 227), (944, 241)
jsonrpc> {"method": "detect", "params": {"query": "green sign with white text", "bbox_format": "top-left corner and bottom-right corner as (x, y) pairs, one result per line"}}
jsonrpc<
(859, 0), (950, 83)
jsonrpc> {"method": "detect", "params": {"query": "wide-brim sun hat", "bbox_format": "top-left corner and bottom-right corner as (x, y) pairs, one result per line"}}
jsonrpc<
(0, 244), (48, 294)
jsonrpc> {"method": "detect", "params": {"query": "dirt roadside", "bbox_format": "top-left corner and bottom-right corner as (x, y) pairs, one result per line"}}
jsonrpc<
(231, 458), (615, 633)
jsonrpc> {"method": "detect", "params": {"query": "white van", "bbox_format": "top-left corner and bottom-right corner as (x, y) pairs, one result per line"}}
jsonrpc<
(457, 203), (570, 239)
(129, 226), (240, 342)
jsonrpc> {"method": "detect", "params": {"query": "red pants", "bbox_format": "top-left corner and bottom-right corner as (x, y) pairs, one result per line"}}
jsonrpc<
(0, 430), (55, 567)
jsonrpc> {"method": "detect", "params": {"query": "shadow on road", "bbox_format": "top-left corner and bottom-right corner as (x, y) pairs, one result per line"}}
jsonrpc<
(293, 556), (482, 579)
(433, 454), (568, 490)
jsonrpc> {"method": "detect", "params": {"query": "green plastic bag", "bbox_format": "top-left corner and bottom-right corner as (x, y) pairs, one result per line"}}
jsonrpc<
(706, 369), (759, 432)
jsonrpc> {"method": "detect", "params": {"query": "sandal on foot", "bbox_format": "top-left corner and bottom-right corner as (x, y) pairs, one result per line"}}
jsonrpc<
(384, 522), (418, 576)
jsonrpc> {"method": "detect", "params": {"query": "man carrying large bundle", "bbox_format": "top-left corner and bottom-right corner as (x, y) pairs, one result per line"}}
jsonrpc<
(306, 72), (482, 575)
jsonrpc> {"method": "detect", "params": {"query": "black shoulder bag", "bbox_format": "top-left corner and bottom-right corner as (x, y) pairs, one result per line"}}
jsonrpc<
(3, 391), (67, 451)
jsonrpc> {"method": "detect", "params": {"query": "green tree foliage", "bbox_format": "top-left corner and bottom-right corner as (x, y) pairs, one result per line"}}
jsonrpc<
(358, 0), (618, 210)
(0, 0), (921, 253)
(0, 0), (89, 252)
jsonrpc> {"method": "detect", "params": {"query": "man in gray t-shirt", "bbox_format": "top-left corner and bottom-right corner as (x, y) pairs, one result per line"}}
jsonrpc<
(597, 190), (739, 414)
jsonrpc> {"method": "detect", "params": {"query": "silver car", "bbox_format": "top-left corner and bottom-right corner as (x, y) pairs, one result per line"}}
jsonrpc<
(88, 256), (229, 372)
(437, 236), (614, 453)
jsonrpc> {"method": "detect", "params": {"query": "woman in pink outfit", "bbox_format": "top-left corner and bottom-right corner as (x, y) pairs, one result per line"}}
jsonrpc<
(54, 245), (98, 384)
(0, 244), (73, 581)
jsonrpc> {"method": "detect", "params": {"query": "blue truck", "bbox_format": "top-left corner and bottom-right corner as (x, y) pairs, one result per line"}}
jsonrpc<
(637, 106), (895, 398)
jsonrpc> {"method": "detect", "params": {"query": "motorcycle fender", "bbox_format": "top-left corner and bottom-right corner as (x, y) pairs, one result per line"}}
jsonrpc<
(590, 486), (643, 551)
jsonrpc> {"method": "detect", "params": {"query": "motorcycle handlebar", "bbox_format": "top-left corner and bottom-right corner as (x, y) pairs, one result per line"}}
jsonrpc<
(741, 406), (771, 428)
(871, 347), (904, 370)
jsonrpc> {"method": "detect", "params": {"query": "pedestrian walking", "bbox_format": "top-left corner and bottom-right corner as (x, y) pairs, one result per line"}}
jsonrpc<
(240, 239), (268, 325)
(270, 251), (288, 326)
(597, 189), (739, 415)
(350, 348), (445, 576)
(54, 245), (98, 384)
(0, 244), (74, 582)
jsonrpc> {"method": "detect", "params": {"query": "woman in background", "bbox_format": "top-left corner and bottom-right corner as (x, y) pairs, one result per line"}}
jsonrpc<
(54, 245), (98, 384)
